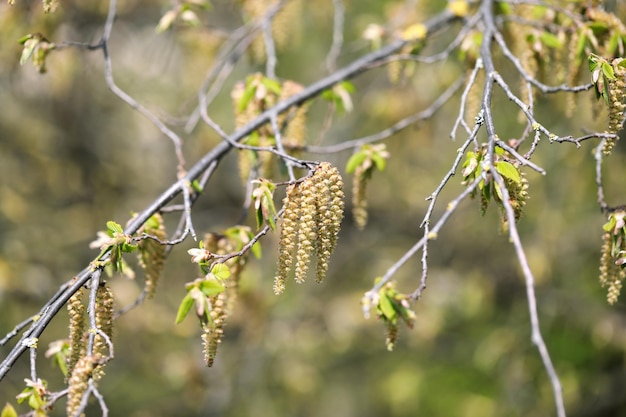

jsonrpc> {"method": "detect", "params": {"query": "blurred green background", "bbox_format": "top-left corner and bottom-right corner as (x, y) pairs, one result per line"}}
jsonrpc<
(1, 1), (626, 416)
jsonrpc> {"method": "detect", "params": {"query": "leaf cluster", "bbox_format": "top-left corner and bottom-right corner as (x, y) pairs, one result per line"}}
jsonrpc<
(18, 33), (55, 73)
(252, 179), (277, 231)
(462, 146), (524, 220)
(374, 281), (416, 352)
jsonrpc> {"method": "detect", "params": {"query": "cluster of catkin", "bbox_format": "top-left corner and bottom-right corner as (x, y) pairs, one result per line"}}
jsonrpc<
(605, 59), (626, 154)
(232, 76), (308, 184)
(503, 170), (529, 223)
(137, 213), (166, 299)
(66, 283), (114, 416)
(599, 211), (626, 305)
(274, 162), (344, 294)
(241, 0), (302, 63)
(200, 232), (248, 367)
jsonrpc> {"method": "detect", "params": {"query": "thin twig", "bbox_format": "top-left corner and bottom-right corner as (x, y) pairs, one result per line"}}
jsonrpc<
(326, 0), (345, 73)
(451, 58), (483, 139)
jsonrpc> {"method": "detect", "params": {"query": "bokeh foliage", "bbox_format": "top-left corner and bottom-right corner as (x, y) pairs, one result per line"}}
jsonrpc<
(1, 1), (626, 416)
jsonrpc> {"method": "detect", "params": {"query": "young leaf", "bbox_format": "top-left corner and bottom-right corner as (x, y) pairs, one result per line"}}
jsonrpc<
(238, 82), (257, 112)
(494, 182), (504, 202)
(251, 241), (262, 259)
(175, 293), (195, 324)
(106, 221), (124, 235)
(255, 205), (264, 231)
(262, 77), (282, 95)
(371, 153), (387, 172)
(191, 179), (203, 193)
(602, 61), (615, 80)
(346, 152), (367, 174)
(495, 161), (521, 184)
(603, 217), (616, 233)
(378, 293), (397, 322)
(1, 403), (17, 417)
(211, 263), (231, 280)
(156, 9), (178, 33)
(19, 36), (38, 66)
(539, 32), (562, 49)
(199, 278), (226, 297)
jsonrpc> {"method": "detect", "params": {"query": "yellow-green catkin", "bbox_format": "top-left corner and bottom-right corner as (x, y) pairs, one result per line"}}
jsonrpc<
(316, 163), (345, 282)
(605, 59), (626, 154)
(274, 184), (301, 294)
(204, 230), (247, 313)
(138, 214), (166, 299)
(67, 355), (97, 417)
(67, 286), (85, 378)
(202, 291), (227, 367)
(509, 171), (529, 222)
(294, 177), (318, 283)
(385, 321), (399, 352)
(232, 74), (278, 183)
(600, 226), (626, 305)
(93, 284), (114, 380)
(274, 163), (344, 292)
(243, 0), (302, 63)
(279, 80), (308, 155)
(352, 165), (369, 230)
(565, 28), (581, 117)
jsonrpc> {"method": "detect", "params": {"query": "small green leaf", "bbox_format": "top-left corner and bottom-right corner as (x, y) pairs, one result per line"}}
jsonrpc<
(238, 82), (257, 112)
(603, 217), (616, 233)
(144, 213), (161, 230)
(371, 153), (387, 171)
(602, 61), (615, 80)
(19, 37), (38, 66)
(495, 161), (521, 184)
(539, 32), (562, 49)
(397, 303), (416, 329)
(603, 76), (611, 105)
(199, 278), (226, 297)
(588, 54), (600, 72)
(191, 179), (203, 193)
(251, 241), (262, 258)
(482, 180), (491, 200)
(211, 263), (231, 280)
(588, 21), (609, 34)
(262, 77), (282, 95)
(175, 293), (195, 324)
(378, 293), (397, 321)
(263, 193), (277, 230)
(156, 9), (178, 33)
(1, 403), (18, 417)
(106, 221), (124, 235)
(346, 152), (367, 174)
(28, 393), (42, 410)
(339, 80), (356, 93)
(494, 182), (504, 202)
(611, 236), (621, 257)
(255, 204), (264, 231)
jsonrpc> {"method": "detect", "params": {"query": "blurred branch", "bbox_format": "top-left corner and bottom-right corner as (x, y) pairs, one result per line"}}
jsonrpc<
(326, 0), (345, 73)
(308, 76), (464, 154)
